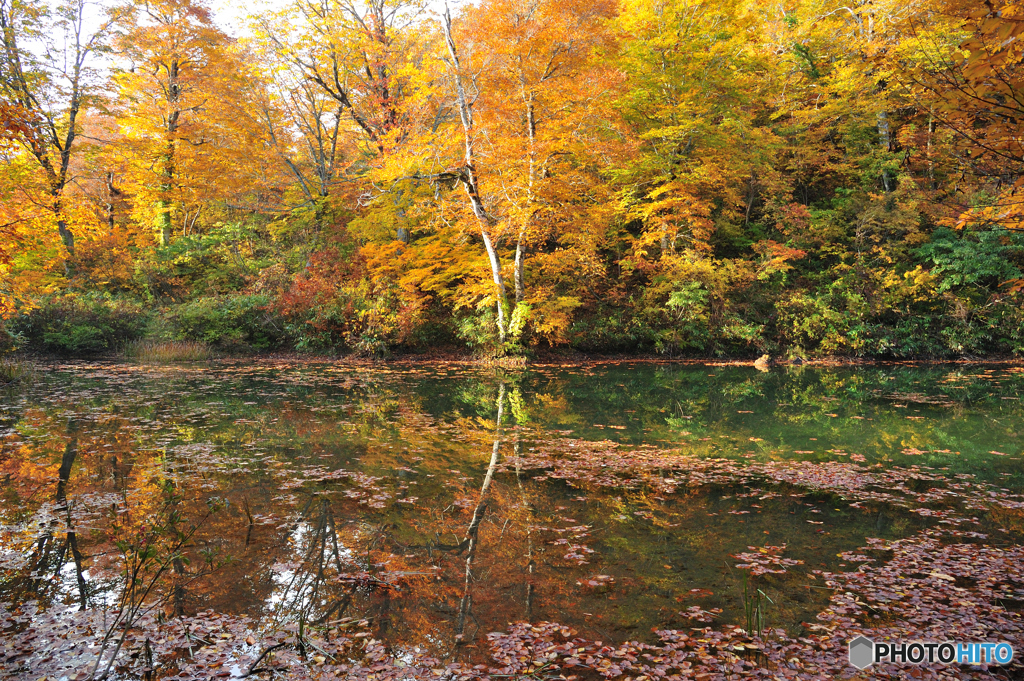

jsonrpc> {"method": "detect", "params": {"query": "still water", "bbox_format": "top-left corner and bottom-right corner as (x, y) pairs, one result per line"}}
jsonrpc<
(1, 360), (1022, 665)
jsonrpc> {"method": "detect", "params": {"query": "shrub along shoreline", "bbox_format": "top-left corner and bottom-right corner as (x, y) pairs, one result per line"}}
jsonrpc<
(2, 291), (1023, 361)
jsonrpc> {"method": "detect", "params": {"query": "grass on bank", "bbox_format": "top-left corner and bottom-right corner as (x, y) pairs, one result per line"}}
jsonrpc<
(123, 340), (215, 362)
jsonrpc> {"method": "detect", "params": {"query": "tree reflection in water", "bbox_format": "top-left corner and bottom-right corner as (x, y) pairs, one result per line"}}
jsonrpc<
(0, 361), (1022, 678)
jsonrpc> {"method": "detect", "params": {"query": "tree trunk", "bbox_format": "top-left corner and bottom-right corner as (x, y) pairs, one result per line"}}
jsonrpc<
(156, 140), (175, 246)
(514, 98), (536, 305)
(57, 217), (75, 257)
(927, 112), (936, 190)
(106, 172), (117, 232)
(442, 6), (508, 345)
(393, 187), (410, 243)
(157, 61), (181, 247)
(50, 188), (75, 259)
(313, 196), (328, 232)
(878, 110), (892, 192)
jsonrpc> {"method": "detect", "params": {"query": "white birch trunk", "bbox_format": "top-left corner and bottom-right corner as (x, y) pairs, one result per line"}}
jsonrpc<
(442, 6), (508, 345)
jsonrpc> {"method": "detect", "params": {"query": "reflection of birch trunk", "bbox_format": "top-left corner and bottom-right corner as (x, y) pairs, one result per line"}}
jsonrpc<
(57, 428), (89, 610)
(43, 420), (89, 609)
(514, 434), (535, 621)
(163, 480), (188, 617)
(68, 533), (88, 610)
(55, 425), (77, 506)
(274, 498), (361, 627)
(20, 417), (92, 611)
(316, 503), (357, 622)
(171, 555), (186, 616)
(456, 382), (506, 642)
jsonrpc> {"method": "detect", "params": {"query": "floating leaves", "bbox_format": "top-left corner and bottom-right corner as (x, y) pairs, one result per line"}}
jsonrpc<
(1, 361), (1023, 680)
(732, 544), (804, 575)
(678, 605), (723, 622)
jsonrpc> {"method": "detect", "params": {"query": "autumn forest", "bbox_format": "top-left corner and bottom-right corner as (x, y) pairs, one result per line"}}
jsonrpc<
(1, 0), (1023, 359)
(4, 2), (1024, 679)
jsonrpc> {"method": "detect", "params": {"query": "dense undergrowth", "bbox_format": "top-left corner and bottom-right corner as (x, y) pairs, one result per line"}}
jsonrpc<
(4, 222), (1023, 360)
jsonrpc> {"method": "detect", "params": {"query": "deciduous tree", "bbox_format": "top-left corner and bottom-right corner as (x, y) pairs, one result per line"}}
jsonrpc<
(0, 0), (120, 260)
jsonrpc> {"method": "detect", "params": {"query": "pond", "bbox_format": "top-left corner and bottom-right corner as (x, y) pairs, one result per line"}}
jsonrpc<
(1, 360), (1023, 679)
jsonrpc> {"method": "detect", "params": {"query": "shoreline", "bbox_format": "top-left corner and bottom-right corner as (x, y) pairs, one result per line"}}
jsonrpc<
(9, 348), (1024, 369)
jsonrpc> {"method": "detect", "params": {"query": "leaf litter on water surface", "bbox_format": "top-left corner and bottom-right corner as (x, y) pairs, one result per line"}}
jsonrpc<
(2, 362), (1024, 679)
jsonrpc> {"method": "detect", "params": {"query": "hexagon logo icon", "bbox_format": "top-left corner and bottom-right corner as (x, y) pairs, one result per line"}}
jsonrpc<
(849, 636), (875, 669)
